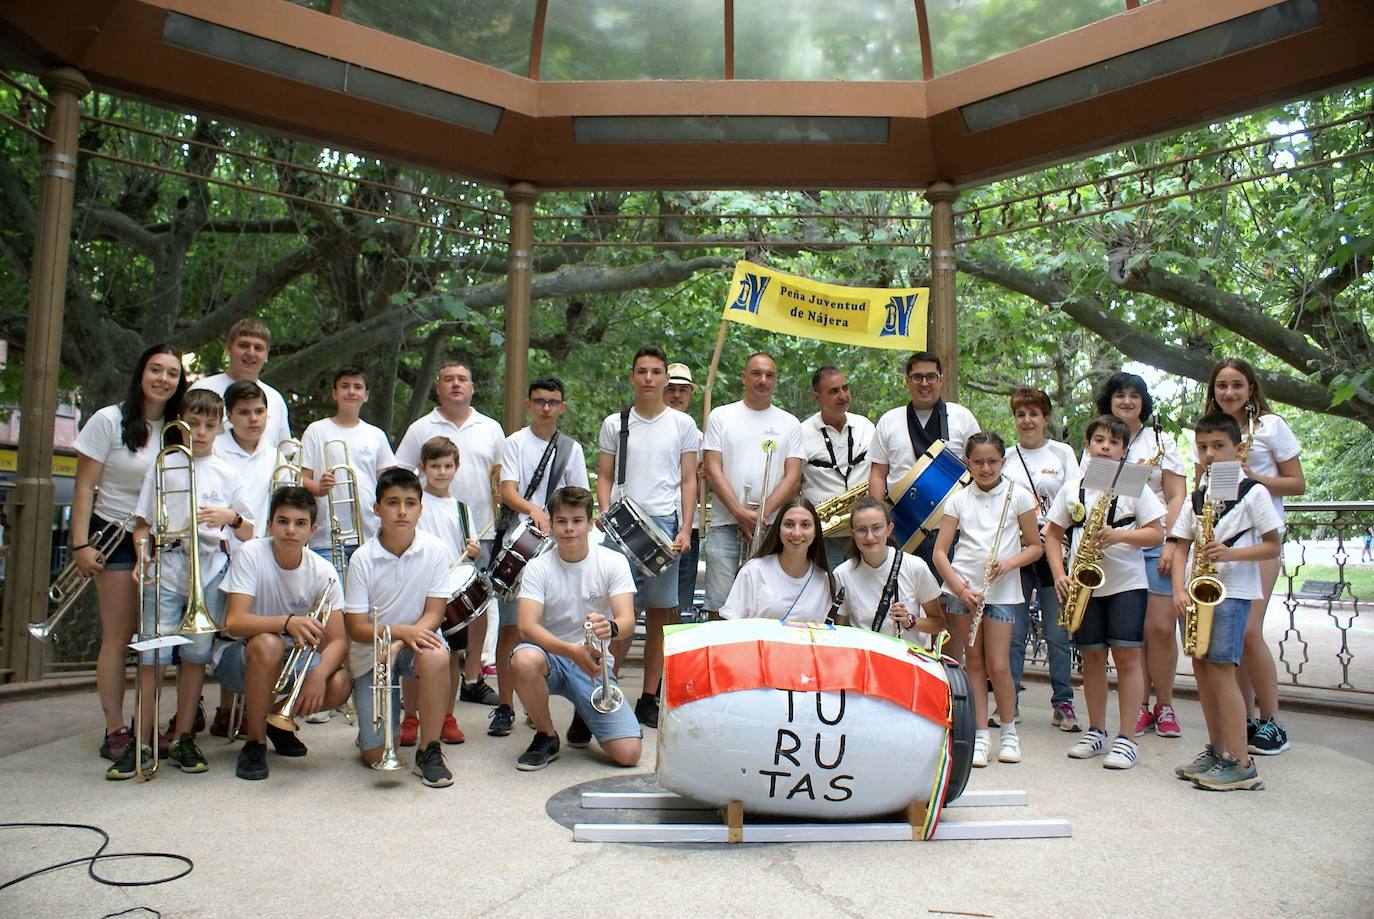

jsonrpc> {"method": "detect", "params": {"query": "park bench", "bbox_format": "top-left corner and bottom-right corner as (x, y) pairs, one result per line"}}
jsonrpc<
(1295, 579), (1346, 602)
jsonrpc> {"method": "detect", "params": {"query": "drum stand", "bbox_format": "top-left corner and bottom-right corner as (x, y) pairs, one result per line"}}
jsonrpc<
(572, 788), (1070, 844)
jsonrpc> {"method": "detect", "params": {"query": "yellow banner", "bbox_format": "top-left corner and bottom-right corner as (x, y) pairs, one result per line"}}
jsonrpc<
(722, 261), (928, 351)
(0, 448), (77, 477)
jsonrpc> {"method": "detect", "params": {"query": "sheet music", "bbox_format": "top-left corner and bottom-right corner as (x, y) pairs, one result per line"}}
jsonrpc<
(1207, 461), (1241, 501)
(1082, 456), (1151, 498)
(129, 635), (192, 652)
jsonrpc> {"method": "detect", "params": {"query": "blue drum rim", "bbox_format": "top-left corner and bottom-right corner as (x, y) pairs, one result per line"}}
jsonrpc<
(886, 440), (972, 553)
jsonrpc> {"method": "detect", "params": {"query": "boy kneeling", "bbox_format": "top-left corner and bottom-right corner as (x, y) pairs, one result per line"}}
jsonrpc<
(219, 486), (352, 780)
(510, 487), (641, 771)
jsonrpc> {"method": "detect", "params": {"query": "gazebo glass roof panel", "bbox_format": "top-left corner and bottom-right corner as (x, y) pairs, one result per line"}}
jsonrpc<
(925, 0), (1126, 76)
(733, 0), (922, 81)
(341, 0), (537, 75)
(539, 0), (726, 81)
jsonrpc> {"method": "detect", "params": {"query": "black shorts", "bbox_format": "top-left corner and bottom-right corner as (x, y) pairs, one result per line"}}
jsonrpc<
(90, 512), (137, 569)
(1073, 588), (1147, 651)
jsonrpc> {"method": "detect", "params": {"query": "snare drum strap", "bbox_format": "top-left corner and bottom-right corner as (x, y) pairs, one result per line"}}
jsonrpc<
(871, 549), (904, 633)
(905, 400), (948, 458)
(615, 406), (631, 498)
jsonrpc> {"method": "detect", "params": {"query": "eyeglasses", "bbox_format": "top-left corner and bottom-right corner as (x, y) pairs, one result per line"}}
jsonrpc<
(907, 372), (942, 384)
(851, 525), (888, 537)
(530, 398), (563, 409)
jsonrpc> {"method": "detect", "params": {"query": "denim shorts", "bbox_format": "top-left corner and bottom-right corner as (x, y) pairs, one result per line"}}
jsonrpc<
(703, 524), (743, 612)
(1143, 544), (1172, 597)
(942, 594), (1017, 625)
(213, 636), (321, 695)
(140, 561), (228, 665)
(1073, 588), (1147, 651)
(606, 513), (680, 610)
(351, 647), (419, 751)
(513, 641), (642, 742)
(311, 542), (359, 578)
(1201, 597), (1250, 665)
(91, 512), (137, 571)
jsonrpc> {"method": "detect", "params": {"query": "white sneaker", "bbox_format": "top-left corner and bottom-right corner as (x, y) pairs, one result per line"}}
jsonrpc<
(1103, 735), (1139, 770)
(1068, 728), (1109, 759)
(972, 731), (990, 768)
(304, 710), (333, 724)
(998, 729), (1022, 764)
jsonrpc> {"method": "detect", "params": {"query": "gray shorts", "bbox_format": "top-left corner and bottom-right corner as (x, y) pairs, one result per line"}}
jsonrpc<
(351, 647), (420, 752)
(605, 512), (680, 610)
(512, 642), (642, 742)
(703, 524), (743, 612)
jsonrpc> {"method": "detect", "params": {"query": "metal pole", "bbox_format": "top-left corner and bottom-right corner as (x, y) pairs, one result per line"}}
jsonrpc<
(1, 68), (90, 683)
(503, 182), (537, 435)
(924, 181), (960, 401)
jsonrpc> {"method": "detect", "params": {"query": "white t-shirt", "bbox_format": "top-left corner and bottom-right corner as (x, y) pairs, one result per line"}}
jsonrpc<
(869, 402), (981, 492)
(344, 530), (456, 676)
(598, 406), (699, 516)
(1005, 440), (1079, 524)
(940, 478), (1038, 605)
(417, 491), (473, 551)
(394, 407), (506, 539)
(220, 537), (344, 621)
(702, 401), (806, 527)
(800, 411), (876, 508)
(834, 547), (941, 642)
(74, 404), (164, 525)
(134, 452), (255, 587)
(518, 544), (636, 648)
(300, 418), (397, 548)
(213, 432), (276, 545)
(720, 555), (834, 621)
(1170, 477), (1281, 601)
(1194, 413), (1300, 529)
(500, 427), (589, 525)
(1045, 475), (1167, 597)
(190, 372), (291, 448)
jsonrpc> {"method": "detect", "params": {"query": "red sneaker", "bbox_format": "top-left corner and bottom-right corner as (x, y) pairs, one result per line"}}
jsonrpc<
(1154, 703), (1183, 738)
(441, 714), (465, 745)
(1133, 704), (1156, 737)
(399, 715), (419, 747)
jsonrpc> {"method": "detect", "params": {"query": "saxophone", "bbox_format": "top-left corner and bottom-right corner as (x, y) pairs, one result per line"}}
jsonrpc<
(1237, 405), (1256, 466)
(1183, 493), (1227, 658)
(1058, 490), (1111, 632)
(816, 481), (871, 538)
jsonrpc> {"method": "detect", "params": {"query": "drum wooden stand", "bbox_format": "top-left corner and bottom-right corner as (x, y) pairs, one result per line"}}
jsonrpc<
(572, 788), (1070, 844)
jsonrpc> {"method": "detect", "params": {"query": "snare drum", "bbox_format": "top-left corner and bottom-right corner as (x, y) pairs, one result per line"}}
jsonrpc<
(888, 440), (972, 552)
(443, 563), (492, 636)
(488, 522), (552, 599)
(602, 497), (678, 579)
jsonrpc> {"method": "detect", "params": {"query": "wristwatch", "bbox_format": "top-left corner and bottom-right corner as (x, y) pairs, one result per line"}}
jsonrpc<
(608, 621), (620, 639)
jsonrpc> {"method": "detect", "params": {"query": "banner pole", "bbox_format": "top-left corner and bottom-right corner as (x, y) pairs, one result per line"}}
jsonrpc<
(698, 311), (729, 537)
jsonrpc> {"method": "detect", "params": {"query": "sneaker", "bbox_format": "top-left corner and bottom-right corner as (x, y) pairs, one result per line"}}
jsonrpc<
(459, 678), (500, 706)
(1248, 717), (1290, 755)
(481, 664), (498, 678)
(972, 731), (989, 768)
(1133, 704), (1156, 737)
(1175, 745), (1220, 780)
(1103, 735), (1139, 770)
(441, 714), (466, 745)
(209, 707), (231, 738)
(998, 729), (1022, 764)
(1193, 755), (1264, 791)
(1153, 703), (1182, 738)
(516, 732), (560, 771)
(413, 741), (454, 788)
(635, 694), (660, 728)
(236, 741), (269, 781)
(304, 710), (333, 724)
(1068, 728), (1109, 759)
(105, 742), (151, 781)
(1246, 717), (1259, 744)
(167, 733), (208, 773)
(100, 726), (133, 761)
(567, 711), (592, 748)
(399, 715), (420, 747)
(488, 704), (515, 737)
(266, 724), (308, 757)
(1051, 701), (1080, 733)
(987, 707), (1021, 728)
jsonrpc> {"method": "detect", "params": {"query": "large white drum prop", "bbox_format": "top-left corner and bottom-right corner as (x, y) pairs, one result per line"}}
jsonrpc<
(657, 619), (975, 828)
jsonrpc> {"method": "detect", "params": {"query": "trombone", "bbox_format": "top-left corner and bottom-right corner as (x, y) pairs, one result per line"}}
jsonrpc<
(266, 580), (336, 733)
(325, 439), (365, 576)
(271, 437), (304, 490)
(740, 438), (778, 562)
(133, 536), (159, 780)
(154, 420), (218, 636)
(30, 513), (135, 642)
(370, 606), (406, 771)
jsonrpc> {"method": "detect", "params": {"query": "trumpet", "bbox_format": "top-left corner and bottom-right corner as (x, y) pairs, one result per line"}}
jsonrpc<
(30, 513), (135, 642)
(1183, 483), (1226, 658)
(266, 581), (336, 732)
(584, 620), (623, 714)
(271, 437), (304, 490)
(816, 482), (870, 539)
(968, 478), (1014, 648)
(154, 420), (217, 635)
(325, 439), (365, 576)
(370, 607), (406, 770)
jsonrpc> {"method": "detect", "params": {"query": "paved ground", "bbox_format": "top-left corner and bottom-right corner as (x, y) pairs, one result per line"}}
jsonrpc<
(1, 674), (1371, 918)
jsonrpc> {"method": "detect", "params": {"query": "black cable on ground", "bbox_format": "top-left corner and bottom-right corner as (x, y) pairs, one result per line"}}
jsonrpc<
(0, 822), (192, 893)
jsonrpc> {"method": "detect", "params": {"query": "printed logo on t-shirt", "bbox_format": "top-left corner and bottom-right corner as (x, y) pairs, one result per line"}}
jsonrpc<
(202, 487), (229, 506)
(288, 594), (312, 613)
(581, 589), (607, 610)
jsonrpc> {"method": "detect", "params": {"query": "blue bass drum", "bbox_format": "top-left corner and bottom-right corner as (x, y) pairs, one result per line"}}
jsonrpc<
(887, 440), (972, 553)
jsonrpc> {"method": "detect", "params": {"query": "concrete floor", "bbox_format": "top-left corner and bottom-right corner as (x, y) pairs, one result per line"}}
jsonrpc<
(1, 675), (1372, 919)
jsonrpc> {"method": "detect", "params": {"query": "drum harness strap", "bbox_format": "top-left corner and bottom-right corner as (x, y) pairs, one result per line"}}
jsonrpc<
(615, 405), (631, 499)
(905, 400), (948, 459)
(807, 418), (867, 488)
(870, 549), (904, 633)
(493, 431), (569, 547)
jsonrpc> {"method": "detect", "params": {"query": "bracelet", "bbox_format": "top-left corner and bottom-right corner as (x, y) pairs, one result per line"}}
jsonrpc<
(609, 621), (621, 639)
(285, 614), (295, 632)
(71, 543), (90, 552)
(231, 514), (243, 529)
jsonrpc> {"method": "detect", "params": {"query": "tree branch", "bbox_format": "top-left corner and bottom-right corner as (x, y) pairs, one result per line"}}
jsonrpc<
(76, 207), (161, 257)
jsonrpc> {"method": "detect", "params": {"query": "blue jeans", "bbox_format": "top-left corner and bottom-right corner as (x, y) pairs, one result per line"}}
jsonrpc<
(1010, 567), (1074, 705)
